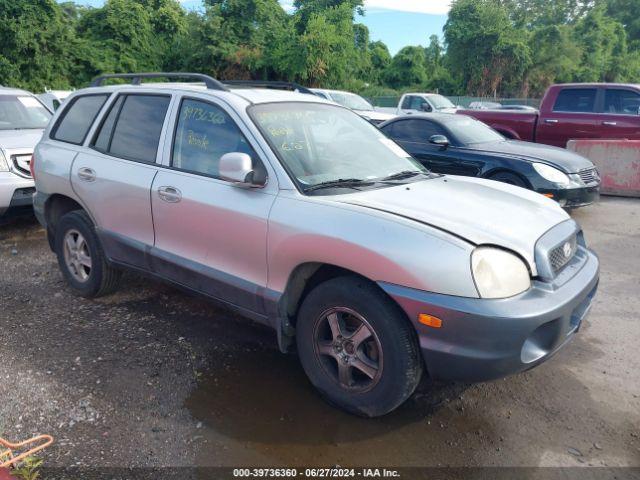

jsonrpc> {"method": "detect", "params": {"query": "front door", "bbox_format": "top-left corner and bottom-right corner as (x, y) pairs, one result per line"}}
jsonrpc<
(150, 97), (276, 314)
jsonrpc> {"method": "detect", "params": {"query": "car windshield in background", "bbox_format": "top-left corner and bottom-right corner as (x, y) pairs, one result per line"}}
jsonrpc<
(329, 92), (375, 111)
(447, 117), (505, 145)
(251, 102), (427, 192)
(430, 95), (456, 110)
(0, 95), (51, 130)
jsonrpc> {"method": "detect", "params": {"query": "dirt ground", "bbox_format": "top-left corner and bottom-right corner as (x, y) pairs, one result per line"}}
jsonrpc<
(0, 197), (639, 472)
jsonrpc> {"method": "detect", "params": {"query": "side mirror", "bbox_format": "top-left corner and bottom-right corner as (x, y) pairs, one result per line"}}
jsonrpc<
(420, 103), (432, 112)
(219, 152), (260, 187)
(429, 135), (450, 148)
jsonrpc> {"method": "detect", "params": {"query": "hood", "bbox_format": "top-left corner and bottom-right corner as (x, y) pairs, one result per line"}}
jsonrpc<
(0, 129), (44, 151)
(331, 175), (569, 275)
(357, 110), (396, 122)
(470, 140), (594, 173)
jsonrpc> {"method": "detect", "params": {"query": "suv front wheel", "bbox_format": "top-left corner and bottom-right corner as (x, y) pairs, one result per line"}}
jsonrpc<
(55, 210), (121, 298)
(296, 276), (423, 417)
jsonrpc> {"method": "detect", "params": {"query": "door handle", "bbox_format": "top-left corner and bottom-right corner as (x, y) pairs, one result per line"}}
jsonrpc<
(603, 121), (617, 126)
(544, 119), (559, 124)
(158, 186), (182, 203)
(77, 167), (96, 182)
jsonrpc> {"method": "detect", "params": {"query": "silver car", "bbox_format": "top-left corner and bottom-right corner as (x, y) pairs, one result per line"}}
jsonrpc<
(33, 73), (599, 417)
(0, 87), (52, 218)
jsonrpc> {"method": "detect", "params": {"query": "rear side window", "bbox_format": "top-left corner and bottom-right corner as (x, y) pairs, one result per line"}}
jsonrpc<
(52, 94), (109, 145)
(92, 94), (170, 163)
(552, 89), (597, 113)
(604, 89), (640, 115)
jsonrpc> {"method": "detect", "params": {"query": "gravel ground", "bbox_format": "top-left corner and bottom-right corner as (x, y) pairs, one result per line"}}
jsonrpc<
(0, 197), (639, 470)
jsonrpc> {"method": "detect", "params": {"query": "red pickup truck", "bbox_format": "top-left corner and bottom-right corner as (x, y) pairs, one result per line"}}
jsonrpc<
(460, 83), (640, 148)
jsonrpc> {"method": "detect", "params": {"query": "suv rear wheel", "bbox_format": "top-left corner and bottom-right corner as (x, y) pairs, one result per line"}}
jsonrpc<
(296, 276), (423, 417)
(55, 210), (121, 298)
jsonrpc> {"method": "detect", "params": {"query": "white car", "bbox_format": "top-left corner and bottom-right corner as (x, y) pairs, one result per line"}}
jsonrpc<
(311, 88), (395, 125)
(0, 87), (51, 218)
(397, 93), (459, 115)
(37, 90), (74, 111)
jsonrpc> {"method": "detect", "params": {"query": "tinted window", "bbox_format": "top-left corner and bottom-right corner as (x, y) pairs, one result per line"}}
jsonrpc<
(172, 99), (266, 183)
(553, 89), (597, 113)
(604, 89), (640, 115)
(52, 94), (108, 144)
(390, 120), (445, 142)
(401, 96), (414, 109)
(96, 95), (170, 162)
(445, 117), (504, 145)
(93, 95), (124, 152)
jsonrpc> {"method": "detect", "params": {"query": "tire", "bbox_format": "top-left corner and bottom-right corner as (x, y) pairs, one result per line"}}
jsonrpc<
(54, 210), (121, 298)
(489, 171), (528, 188)
(296, 276), (423, 417)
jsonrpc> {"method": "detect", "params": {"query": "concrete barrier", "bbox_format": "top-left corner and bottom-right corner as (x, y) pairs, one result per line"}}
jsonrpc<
(567, 139), (640, 198)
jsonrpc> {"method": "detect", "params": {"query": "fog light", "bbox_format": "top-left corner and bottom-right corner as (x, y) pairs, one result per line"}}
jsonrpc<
(419, 314), (442, 328)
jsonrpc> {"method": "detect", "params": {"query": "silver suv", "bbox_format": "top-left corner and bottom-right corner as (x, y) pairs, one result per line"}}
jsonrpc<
(0, 87), (52, 218)
(33, 73), (599, 417)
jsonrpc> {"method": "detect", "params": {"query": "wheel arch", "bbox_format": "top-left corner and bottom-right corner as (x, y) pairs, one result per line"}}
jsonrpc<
(275, 262), (413, 352)
(44, 194), (88, 250)
(482, 168), (532, 189)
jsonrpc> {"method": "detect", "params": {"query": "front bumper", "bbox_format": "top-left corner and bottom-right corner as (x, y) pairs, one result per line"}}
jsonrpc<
(539, 183), (600, 208)
(0, 172), (35, 216)
(379, 247), (599, 382)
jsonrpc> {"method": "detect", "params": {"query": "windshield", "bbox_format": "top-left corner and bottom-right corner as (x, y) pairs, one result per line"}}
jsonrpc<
(0, 95), (51, 130)
(328, 92), (374, 111)
(447, 117), (505, 145)
(429, 94), (456, 110)
(251, 103), (427, 192)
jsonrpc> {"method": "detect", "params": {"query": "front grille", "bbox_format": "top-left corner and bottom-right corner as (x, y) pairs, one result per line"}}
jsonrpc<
(578, 168), (599, 184)
(11, 154), (32, 178)
(549, 234), (577, 273)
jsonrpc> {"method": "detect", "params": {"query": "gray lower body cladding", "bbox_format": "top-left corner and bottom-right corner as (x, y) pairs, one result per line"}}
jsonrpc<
(379, 248), (599, 382)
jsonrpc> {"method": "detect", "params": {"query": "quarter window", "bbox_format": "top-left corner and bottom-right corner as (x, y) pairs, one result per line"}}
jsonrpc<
(604, 89), (640, 115)
(92, 94), (170, 162)
(171, 99), (266, 183)
(552, 89), (597, 113)
(52, 94), (109, 145)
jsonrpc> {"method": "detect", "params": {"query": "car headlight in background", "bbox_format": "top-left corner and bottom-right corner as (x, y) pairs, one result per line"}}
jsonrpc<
(0, 151), (9, 172)
(471, 247), (531, 299)
(533, 163), (570, 186)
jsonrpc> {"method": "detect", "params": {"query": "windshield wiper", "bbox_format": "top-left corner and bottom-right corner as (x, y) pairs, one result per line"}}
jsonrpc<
(304, 178), (374, 193)
(379, 170), (429, 181)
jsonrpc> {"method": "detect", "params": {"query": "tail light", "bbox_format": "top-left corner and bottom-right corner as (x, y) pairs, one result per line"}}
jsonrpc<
(29, 153), (35, 180)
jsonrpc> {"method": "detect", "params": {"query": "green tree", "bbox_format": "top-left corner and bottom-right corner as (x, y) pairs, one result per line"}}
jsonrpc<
(444, 0), (531, 96)
(383, 46), (428, 89)
(0, 0), (77, 90)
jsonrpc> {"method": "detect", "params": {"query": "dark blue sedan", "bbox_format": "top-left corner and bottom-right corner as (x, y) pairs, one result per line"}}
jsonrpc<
(379, 113), (601, 208)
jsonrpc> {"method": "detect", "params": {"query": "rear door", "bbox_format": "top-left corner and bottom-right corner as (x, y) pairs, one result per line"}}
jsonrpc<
(536, 87), (601, 147)
(70, 92), (172, 268)
(600, 87), (640, 140)
(150, 95), (276, 314)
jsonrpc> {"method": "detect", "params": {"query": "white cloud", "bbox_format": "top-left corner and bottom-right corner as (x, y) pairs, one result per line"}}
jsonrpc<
(364, 0), (452, 15)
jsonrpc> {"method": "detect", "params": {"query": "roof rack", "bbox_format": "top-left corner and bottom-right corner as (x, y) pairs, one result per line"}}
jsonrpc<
(223, 80), (315, 95)
(90, 72), (229, 91)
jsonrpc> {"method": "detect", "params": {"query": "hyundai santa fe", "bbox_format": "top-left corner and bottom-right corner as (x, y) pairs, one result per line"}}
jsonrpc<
(33, 73), (599, 417)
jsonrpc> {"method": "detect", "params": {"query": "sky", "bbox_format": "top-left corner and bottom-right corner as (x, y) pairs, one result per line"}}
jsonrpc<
(66, 0), (451, 54)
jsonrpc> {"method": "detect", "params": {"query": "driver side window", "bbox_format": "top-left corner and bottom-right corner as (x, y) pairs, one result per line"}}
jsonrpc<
(172, 99), (266, 183)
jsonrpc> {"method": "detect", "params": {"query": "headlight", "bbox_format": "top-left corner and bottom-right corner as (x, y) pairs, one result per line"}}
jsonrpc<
(471, 247), (531, 299)
(533, 163), (570, 186)
(0, 150), (8, 172)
